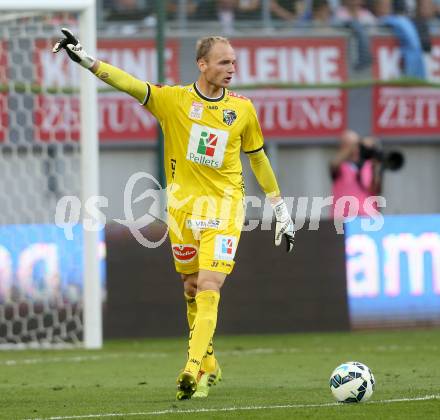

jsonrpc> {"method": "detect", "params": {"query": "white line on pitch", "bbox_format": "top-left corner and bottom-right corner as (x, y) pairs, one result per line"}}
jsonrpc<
(0, 348), (300, 366)
(23, 394), (440, 420)
(0, 352), (168, 366)
(3, 344), (439, 367)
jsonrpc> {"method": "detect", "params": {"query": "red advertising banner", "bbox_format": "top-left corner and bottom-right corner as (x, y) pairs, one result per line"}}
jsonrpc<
(232, 38), (348, 138)
(34, 39), (179, 142)
(29, 38), (348, 141)
(244, 89), (345, 137)
(0, 41), (7, 143)
(372, 37), (440, 136)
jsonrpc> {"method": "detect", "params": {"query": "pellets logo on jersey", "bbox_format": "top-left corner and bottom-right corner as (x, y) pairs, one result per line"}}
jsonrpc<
(197, 131), (217, 157)
(172, 244), (197, 263)
(214, 235), (237, 261)
(187, 123), (229, 169)
(223, 109), (237, 126)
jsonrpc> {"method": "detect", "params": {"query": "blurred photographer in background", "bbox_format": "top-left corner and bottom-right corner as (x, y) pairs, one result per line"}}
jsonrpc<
(330, 129), (404, 219)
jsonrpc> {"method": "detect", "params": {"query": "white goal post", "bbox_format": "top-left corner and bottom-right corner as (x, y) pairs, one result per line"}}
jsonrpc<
(1, 0), (101, 349)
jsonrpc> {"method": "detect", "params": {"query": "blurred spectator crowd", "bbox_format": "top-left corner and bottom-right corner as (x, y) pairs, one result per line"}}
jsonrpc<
(104, 1), (440, 26)
(103, 0), (440, 78)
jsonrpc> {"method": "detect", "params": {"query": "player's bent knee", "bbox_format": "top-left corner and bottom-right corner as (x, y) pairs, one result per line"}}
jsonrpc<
(197, 270), (226, 292)
(182, 273), (198, 296)
(184, 283), (197, 297)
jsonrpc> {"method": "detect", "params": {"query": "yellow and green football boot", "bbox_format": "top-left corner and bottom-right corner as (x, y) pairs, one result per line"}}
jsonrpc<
(193, 363), (222, 398)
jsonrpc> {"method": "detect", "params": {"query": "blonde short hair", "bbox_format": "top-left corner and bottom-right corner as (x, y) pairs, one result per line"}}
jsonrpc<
(196, 36), (230, 61)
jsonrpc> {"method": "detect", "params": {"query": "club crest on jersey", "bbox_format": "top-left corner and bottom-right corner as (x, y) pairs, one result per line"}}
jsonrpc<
(223, 109), (237, 126)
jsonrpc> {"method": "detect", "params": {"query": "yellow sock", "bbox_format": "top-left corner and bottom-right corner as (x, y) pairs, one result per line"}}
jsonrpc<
(184, 292), (197, 329)
(184, 290), (220, 377)
(184, 293), (217, 373)
(201, 337), (217, 372)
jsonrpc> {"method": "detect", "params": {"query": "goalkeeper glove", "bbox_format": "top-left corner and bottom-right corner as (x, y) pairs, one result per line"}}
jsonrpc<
(52, 28), (95, 69)
(272, 199), (295, 253)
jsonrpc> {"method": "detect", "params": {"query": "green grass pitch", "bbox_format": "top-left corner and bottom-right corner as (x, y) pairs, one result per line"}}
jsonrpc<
(1, 329), (439, 419)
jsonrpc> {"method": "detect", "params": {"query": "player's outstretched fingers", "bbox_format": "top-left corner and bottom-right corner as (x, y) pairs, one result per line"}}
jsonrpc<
(52, 28), (78, 54)
(61, 28), (79, 45)
(51, 28), (95, 69)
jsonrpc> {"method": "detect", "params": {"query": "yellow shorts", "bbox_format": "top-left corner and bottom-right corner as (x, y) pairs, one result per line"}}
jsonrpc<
(167, 207), (244, 275)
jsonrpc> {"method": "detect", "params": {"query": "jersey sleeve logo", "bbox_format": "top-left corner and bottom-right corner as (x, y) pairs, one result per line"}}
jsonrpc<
(186, 123), (229, 169)
(223, 109), (237, 126)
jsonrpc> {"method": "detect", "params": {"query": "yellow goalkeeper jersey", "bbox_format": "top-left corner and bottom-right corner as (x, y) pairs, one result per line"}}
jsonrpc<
(145, 83), (264, 219)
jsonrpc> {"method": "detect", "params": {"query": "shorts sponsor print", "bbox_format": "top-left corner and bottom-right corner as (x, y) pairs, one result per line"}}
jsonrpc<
(172, 244), (198, 263)
(186, 218), (221, 230)
(214, 235), (237, 261)
(168, 207), (242, 275)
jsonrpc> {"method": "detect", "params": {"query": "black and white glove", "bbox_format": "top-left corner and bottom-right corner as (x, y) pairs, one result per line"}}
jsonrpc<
(272, 199), (295, 253)
(52, 28), (95, 69)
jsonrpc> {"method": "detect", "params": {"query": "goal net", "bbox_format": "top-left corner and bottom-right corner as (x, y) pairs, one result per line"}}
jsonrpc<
(0, 1), (102, 348)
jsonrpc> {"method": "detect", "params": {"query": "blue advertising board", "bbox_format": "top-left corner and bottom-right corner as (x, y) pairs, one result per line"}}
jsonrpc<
(345, 214), (440, 327)
(0, 224), (105, 303)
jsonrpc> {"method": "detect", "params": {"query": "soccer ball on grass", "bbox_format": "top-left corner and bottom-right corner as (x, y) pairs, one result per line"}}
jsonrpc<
(329, 361), (375, 403)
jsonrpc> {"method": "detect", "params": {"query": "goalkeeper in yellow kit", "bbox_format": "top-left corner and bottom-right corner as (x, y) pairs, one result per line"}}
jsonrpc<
(53, 29), (295, 400)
